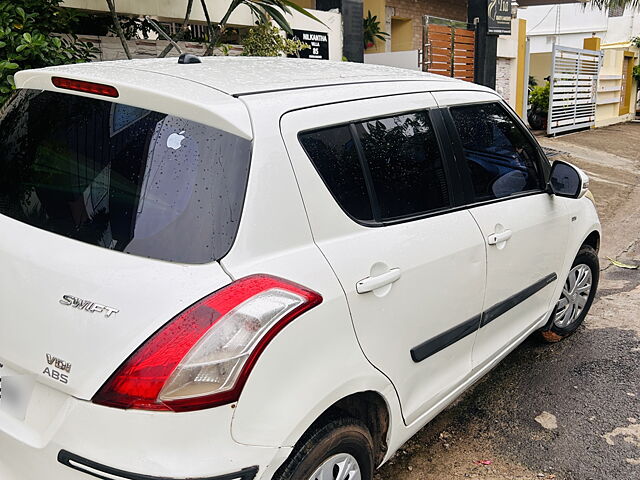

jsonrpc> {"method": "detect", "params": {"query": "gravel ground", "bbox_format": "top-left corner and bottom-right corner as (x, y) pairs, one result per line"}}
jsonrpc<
(377, 123), (640, 480)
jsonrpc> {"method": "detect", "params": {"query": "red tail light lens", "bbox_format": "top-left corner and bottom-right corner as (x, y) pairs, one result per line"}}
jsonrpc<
(92, 275), (322, 412)
(51, 77), (119, 98)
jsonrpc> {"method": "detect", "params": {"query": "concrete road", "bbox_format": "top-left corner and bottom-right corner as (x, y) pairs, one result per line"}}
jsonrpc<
(377, 123), (640, 480)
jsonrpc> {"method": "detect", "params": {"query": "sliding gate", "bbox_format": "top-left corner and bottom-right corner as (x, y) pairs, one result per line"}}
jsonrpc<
(547, 45), (602, 135)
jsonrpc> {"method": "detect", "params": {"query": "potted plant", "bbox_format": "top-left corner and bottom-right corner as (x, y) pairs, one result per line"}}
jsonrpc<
(363, 10), (389, 50)
(528, 82), (550, 131)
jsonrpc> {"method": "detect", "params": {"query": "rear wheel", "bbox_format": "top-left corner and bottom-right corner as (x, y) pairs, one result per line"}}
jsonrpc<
(540, 245), (599, 342)
(272, 417), (374, 480)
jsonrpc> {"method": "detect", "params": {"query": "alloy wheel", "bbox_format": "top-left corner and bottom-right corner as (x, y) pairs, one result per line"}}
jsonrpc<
(554, 264), (593, 329)
(307, 453), (361, 480)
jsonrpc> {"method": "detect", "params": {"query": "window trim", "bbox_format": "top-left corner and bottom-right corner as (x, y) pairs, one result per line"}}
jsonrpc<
(349, 123), (382, 221)
(297, 123), (378, 226)
(297, 108), (460, 227)
(442, 100), (551, 208)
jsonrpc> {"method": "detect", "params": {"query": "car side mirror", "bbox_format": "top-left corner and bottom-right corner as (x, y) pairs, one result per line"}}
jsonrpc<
(548, 161), (589, 199)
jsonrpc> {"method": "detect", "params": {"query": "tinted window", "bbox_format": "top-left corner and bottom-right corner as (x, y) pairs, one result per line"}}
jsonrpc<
(299, 126), (373, 221)
(450, 103), (544, 202)
(0, 90), (251, 264)
(355, 111), (449, 220)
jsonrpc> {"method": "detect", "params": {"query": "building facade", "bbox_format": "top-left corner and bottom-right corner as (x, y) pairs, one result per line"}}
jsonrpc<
(519, 3), (640, 126)
(363, 0), (467, 54)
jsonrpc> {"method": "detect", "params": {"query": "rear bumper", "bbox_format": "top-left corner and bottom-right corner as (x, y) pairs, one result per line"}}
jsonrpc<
(58, 450), (258, 480)
(0, 386), (288, 480)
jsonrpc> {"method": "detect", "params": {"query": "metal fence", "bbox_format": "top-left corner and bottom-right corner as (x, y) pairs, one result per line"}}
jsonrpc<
(547, 45), (602, 135)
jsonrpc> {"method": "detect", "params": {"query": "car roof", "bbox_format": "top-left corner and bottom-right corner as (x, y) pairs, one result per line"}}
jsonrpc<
(25, 56), (492, 97)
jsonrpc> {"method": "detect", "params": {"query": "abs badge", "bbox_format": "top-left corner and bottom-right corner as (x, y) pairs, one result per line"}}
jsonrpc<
(59, 295), (119, 318)
(43, 354), (71, 384)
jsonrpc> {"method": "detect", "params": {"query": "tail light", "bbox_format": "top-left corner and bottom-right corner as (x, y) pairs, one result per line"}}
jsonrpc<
(52, 77), (119, 98)
(92, 275), (322, 412)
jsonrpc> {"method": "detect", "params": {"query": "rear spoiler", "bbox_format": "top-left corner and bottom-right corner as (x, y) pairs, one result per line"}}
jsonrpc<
(15, 65), (253, 140)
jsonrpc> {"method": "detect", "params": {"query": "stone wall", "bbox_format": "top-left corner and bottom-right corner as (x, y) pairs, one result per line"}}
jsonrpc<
(495, 57), (513, 104)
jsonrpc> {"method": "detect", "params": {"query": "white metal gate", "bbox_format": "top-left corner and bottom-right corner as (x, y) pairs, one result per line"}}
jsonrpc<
(547, 45), (602, 135)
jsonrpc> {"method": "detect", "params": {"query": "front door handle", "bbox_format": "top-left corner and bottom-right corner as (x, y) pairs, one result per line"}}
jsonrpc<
(487, 229), (513, 245)
(356, 268), (402, 294)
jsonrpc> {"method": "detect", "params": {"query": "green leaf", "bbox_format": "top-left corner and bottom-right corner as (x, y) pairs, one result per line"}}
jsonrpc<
(15, 44), (27, 52)
(16, 7), (26, 21)
(4, 62), (18, 69)
(6, 74), (15, 87)
(262, 5), (293, 35)
(0, 41), (6, 48)
(607, 257), (639, 269)
(246, 4), (269, 25)
(22, 32), (31, 42)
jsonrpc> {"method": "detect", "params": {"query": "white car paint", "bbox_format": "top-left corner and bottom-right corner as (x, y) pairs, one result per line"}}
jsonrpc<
(0, 57), (600, 480)
(279, 96), (486, 426)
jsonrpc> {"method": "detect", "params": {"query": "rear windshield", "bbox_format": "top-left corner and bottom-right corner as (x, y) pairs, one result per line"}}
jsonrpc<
(0, 90), (251, 264)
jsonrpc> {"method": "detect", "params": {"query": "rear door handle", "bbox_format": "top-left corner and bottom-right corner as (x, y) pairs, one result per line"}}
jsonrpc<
(356, 268), (402, 294)
(487, 229), (513, 245)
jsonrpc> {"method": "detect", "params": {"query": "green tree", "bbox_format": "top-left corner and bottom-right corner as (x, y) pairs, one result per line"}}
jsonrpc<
(0, 1), (98, 104)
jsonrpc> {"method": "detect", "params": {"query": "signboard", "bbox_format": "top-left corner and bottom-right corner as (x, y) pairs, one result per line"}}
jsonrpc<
(487, 0), (512, 35)
(288, 29), (329, 60)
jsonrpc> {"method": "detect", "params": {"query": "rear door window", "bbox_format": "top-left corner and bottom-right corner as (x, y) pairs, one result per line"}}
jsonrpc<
(355, 111), (450, 220)
(299, 125), (373, 222)
(0, 90), (251, 264)
(299, 110), (451, 224)
(449, 102), (544, 202)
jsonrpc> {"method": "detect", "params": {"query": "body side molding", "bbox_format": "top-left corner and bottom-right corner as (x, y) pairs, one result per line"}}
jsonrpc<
(411, 273), (557, 363)
(481, 273), (558, 328)
(410, 315), (481, 363)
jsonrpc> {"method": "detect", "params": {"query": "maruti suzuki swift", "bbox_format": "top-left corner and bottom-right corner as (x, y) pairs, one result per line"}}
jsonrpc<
(0, 56), (600, 480)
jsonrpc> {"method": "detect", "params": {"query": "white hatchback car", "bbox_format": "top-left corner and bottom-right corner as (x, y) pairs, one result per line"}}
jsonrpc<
(0, 56), (600, 480)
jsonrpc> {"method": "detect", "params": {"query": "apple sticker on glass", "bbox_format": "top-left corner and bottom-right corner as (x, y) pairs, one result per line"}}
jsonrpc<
(167, 130), (186, 150)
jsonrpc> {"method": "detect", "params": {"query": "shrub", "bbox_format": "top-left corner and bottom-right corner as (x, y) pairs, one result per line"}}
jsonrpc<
(0, 1), (98, 104)
(529, 82), (550, 114)
(242, 23), (308, 57)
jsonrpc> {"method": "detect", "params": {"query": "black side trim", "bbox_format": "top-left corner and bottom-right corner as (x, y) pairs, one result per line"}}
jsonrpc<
(481, 273), (558, 328)
(410, 314), (481, 363)
(58, 450), (258, 480)
(410, 273), (558, 362)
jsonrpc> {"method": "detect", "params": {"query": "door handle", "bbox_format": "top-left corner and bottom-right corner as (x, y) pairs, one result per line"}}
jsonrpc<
(356, 268), (402, 294)
(487, 229), (513, 245)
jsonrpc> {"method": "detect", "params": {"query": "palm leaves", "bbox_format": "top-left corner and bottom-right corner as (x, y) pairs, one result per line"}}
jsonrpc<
(205, 0), (325, 53)
(232, 0), (325, 36)
(107, 0), (324, 58)
(589, 0), (640, 9)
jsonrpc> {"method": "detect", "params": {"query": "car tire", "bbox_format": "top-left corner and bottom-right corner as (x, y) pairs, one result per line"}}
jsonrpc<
(272, 417), (375, 480)
(540, 245), (599, 342)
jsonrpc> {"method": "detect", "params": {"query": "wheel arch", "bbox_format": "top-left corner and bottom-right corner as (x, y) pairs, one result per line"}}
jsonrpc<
(311, 390), (391, 466)
(582, 229), (600, 253)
